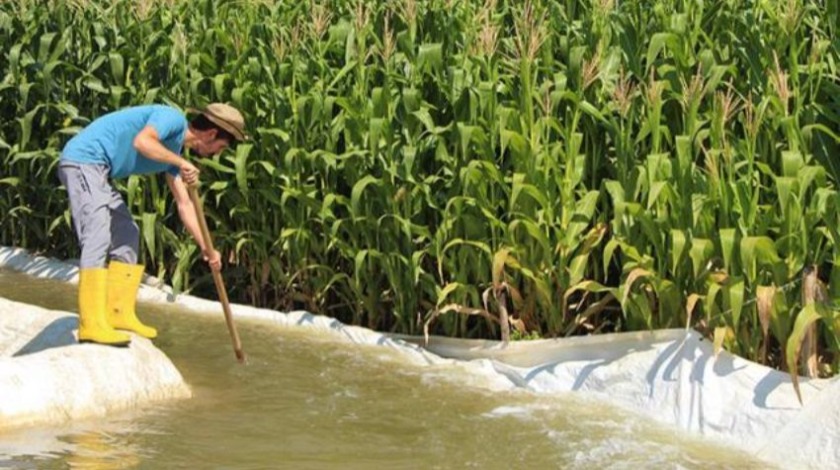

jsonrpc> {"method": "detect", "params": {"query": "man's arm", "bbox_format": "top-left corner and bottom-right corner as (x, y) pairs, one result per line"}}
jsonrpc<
(135, 126), (200, 185)
(166, 173), (222, 271)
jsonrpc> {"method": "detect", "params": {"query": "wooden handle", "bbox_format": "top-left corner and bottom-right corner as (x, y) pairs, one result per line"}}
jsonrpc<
(187, 184), (246, 364)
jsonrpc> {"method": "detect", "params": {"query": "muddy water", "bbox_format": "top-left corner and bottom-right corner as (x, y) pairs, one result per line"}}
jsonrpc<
(0, 269), (768, 469)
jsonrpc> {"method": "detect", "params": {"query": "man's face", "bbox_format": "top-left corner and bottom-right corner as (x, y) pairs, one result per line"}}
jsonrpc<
(193, 129), (232, 157)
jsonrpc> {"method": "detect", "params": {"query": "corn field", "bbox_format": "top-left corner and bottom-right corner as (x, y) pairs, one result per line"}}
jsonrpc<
(2, 0), (840, 377)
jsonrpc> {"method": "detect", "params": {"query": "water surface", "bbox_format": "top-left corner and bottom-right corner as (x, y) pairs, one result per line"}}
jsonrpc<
(0, 269), (769, 469)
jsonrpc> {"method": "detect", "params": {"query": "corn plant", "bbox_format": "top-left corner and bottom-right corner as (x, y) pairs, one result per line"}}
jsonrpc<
(2, 0), (840, 378)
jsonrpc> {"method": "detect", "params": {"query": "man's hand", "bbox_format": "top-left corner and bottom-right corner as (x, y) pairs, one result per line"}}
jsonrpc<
(180, 160), (200, 185)
(201, 250), (222, 272)
(203, 249), (222, 272)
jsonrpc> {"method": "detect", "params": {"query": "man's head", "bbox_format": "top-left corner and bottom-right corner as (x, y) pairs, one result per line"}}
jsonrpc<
(187, 103), (247, 157)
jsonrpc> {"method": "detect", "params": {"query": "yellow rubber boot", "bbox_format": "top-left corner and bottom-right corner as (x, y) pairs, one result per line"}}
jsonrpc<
(78, 268), (131, 346)
(107, 261), (157, 339)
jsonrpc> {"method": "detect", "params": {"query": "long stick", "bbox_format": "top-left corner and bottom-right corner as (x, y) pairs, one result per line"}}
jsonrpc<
(187, 184), (246, 364)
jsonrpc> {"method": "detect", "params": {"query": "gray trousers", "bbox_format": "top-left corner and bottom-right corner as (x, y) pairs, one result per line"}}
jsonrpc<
(57, 162), (140, 269)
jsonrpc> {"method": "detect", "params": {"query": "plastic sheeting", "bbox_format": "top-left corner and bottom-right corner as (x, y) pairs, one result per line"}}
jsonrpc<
(397, 332), (840, 467)
(1, 246), (838, 467)
(0, 297), (191, 430)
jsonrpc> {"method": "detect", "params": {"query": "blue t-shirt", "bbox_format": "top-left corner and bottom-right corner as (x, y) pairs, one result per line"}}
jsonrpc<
(60, 105), (185, 179)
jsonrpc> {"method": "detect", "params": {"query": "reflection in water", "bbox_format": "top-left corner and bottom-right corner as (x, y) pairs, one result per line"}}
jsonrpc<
(66, 431), (140, 470)
(0, 270), (771, 469)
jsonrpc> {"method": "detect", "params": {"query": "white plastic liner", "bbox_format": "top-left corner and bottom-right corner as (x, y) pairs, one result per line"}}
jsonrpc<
(1, 246), (838, 467)
(0, 297), (191, 430)
(397, 331), (840, 467)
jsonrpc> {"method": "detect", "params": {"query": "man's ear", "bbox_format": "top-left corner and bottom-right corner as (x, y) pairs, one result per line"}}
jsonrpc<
(195, 127), (216, 140)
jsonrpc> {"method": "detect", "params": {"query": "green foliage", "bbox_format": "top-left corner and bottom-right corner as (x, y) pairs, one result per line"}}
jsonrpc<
(3, 0), (840, 376)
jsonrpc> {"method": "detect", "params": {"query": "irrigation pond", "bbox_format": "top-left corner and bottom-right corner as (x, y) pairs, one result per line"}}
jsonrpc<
(0, 269), (768, 469)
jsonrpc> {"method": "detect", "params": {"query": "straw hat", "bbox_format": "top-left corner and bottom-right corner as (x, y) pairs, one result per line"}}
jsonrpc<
(189, 103), (247, 141)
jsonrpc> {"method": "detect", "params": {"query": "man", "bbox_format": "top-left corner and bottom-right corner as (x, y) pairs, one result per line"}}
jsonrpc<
(57, 103), (247, 346)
